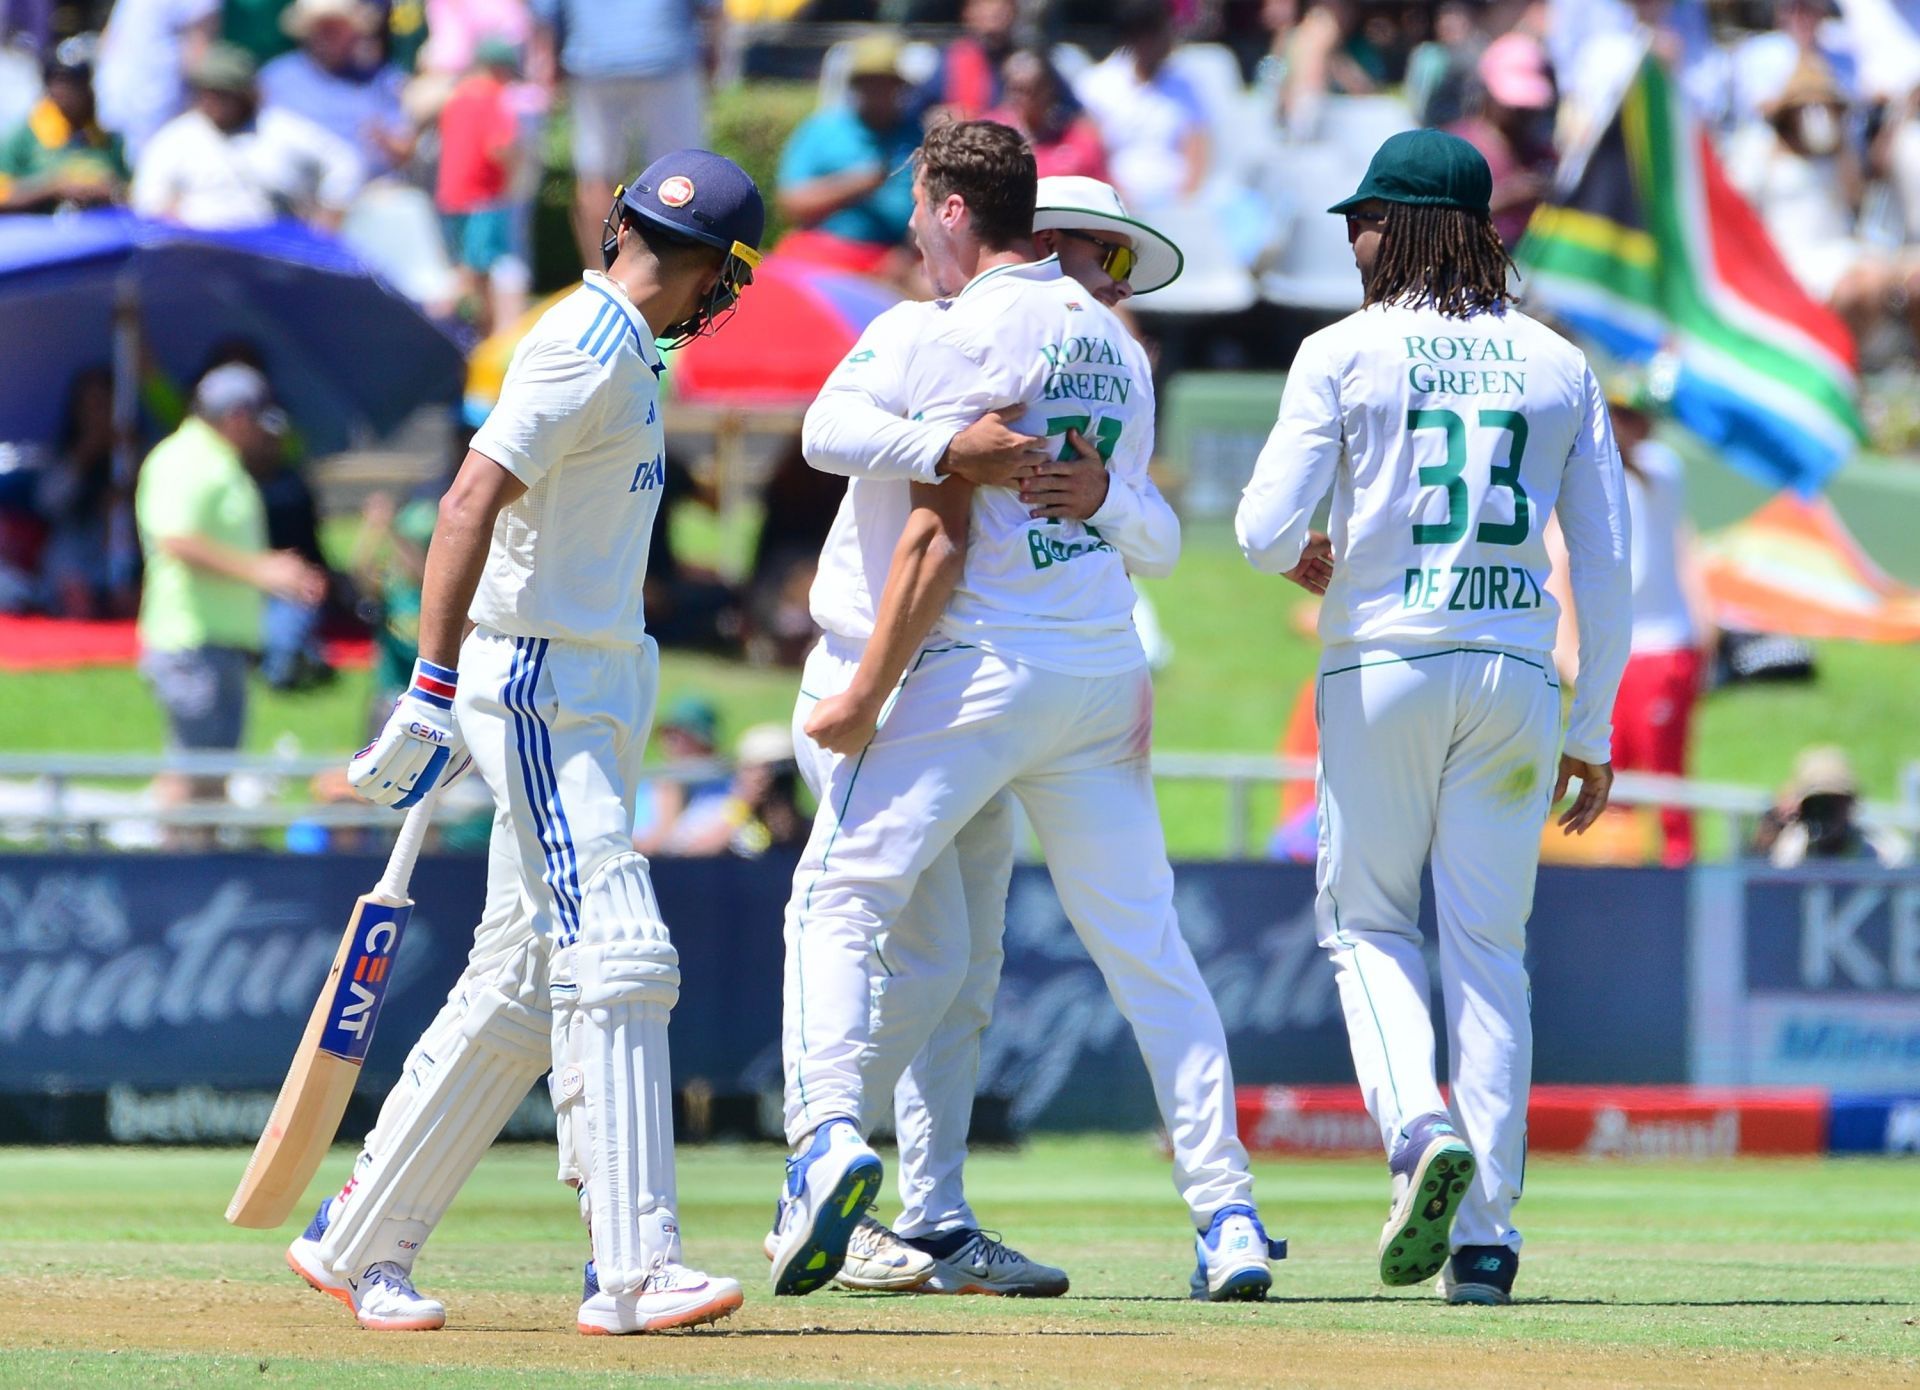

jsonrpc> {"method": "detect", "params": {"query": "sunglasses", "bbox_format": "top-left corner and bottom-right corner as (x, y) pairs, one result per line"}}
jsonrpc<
(1344, 210), (1389, 226)
(1060, 229), (1138, 283)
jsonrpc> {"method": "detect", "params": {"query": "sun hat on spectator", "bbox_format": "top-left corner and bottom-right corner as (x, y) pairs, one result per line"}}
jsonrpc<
(475, 36), (521, 72)
(188, 42), (260, 95)
(194, 363), (288, 435)
(1761, 53), (1846, 117)
(661, 695), (720, 750)
(1789, 746), (1858, 802)
(846, 33), (909, 83)
(1031, 174), (1184, 293)
(44, 32), (98, 80)
(737, 722), (797, 770)
(282, 0), (380, 38)
(1478, 32), (1553, 111)
(1328, 129), (1493, 218)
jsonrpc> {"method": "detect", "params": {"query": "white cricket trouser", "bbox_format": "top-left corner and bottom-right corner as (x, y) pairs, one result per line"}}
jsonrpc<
(326, 627), (665, 1273)
(460, 629), (657, 950)
(322, 804), (551, 1278)
(786, 636), (1016, 1239)
(783, 641), (1254, 1224)
(1315, 641), (1562, 1253)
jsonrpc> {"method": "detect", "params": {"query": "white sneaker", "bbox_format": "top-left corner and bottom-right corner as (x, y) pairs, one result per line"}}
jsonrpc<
(577, 1259), (744, 1334)
(761, 1214), (935, 1292)
(768, 1119), (883, 1296)
(1189, 1205), (1287, 1302)
(908, 1229), (1069, 1297)
(286, 1200), (446, 1331)
(347, 1262), (448, 1332)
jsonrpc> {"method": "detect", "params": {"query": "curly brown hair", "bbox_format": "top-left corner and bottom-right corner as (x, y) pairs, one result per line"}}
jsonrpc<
(916, 118), (1037, 252)
(1362, 204), (1517, 317)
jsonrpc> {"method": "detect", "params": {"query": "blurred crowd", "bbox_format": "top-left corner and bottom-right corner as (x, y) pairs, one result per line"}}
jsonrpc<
(14, 2), (1920, 324)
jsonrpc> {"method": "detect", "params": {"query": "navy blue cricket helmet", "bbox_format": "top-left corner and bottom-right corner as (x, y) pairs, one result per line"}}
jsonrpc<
(602, 149), (765, 346)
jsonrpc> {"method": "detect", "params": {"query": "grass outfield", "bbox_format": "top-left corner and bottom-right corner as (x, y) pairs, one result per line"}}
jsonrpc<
(2, 524), (1915, 856)
(1, 1139), (1916, 1388)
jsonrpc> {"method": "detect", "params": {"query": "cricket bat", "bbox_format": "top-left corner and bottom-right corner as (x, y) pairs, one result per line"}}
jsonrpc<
(225, 795), (438, 1228)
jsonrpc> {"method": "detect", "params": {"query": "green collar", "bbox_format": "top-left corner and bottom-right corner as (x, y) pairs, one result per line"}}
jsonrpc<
(956, 254), (1060, 299)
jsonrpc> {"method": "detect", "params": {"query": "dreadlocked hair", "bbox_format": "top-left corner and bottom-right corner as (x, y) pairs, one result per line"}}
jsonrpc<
(1362, 204), (1516, 317)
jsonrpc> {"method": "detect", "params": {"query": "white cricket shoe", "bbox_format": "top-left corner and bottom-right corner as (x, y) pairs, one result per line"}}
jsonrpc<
(286, 1199), (447, 1331)
(906, 1229), (1070, 1297)
(760, 1214), (935, 1291)
(577, 1258), (744, 1334)
(768, 1118), (883, 1296)
(1189, 1204), (1287, 1302)
(350, 1263), (448, 1332)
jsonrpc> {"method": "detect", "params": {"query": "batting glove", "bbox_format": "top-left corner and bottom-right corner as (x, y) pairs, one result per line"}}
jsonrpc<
(349, 659), (468, 809)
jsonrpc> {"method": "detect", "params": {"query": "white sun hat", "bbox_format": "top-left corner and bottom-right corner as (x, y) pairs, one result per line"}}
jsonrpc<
(1031, 175), (1184, 295)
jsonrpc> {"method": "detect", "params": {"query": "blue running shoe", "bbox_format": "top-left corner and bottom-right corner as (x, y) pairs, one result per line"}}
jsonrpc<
(768, 1118), (882, 1296)
(1439, 1245), (1518, 1305)
(286, 1199), (351, 1306)
(583, 1258), (598, 1302)
(1379, 1112), (1476, 1287)
(1189, 1205), (1287, 1302)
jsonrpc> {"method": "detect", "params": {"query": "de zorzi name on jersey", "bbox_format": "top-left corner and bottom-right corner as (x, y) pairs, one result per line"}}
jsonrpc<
(1403, 334), (1527, 396)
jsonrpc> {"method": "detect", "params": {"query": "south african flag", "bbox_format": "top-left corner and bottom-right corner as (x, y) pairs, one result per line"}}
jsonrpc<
(1517, 53), (1865, 495)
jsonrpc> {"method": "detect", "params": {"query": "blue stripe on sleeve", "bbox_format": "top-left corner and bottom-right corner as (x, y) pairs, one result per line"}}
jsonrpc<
(576, 303), (611, 351)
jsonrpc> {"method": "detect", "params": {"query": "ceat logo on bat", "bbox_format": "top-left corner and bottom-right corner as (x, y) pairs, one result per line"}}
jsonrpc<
(658, 176), (695, 207)
(319, 902), (412, 1063)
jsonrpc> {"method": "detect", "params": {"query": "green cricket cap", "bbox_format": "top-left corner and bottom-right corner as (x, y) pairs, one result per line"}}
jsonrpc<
(1327, 129), (1493, 218)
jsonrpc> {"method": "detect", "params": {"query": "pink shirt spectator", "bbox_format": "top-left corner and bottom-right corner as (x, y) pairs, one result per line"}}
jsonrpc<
(419, 0), (534, 76)
(983, 103), (1110, 182)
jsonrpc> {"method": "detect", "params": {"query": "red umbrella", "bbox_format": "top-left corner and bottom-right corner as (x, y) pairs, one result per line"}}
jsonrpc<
(665, 255), (903, 407)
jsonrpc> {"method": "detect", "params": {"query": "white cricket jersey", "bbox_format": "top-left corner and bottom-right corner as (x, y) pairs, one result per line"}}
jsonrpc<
(468, 271), (668, 647)
(1236, 302), (1633, 762)
(802, 300), (946, 642)
(1624, 439), (1697, 655)
(802, 266), (1179, 659)
(904, 257), (1170, 677)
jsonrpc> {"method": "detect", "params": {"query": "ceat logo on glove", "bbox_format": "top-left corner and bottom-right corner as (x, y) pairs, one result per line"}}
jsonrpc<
(406, 721), (447, 743)
(658, 175), (695, 207)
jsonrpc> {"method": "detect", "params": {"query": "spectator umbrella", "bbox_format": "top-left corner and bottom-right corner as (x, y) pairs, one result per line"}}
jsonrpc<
(0, 209), (465, 457)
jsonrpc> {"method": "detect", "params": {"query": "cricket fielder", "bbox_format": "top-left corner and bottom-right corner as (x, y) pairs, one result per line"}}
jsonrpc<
(768, 121), (1281, 1303)
(1235, 129), (1632, 1306)
(288, 151), (765, 1335)
(776, 173), (1189, 1296)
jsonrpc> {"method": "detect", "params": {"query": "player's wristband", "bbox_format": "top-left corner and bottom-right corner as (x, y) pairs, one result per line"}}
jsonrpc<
(409, 658), (458, 710)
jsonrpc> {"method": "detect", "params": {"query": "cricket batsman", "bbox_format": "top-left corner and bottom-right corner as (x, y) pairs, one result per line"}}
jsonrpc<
(1235, 129), (1632, 1305)
(289, 150), (764, 1335)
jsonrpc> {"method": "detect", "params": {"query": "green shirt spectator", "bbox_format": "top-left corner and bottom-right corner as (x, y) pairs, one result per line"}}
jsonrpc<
(136, 414), (270, 653)
(0, 39), (130, 212)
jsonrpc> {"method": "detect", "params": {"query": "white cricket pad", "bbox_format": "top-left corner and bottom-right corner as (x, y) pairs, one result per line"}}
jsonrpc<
(551, 854), (683, 1296)
(318, 977), (550, 1277)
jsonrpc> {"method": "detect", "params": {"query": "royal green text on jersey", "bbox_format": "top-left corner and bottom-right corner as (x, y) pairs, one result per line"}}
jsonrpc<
(1405, 335), (1527, 396)
(1039, 336), (1133, 405)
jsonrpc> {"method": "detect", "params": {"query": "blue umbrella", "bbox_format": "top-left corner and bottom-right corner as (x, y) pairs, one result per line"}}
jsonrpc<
(0, 209), (464, 456)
